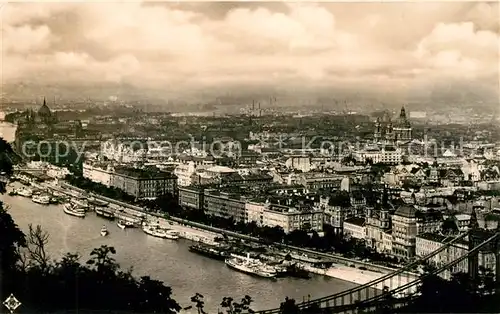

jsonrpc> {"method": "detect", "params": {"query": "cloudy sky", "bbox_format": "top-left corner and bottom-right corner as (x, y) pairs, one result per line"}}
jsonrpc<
(1, 1), (499, 103)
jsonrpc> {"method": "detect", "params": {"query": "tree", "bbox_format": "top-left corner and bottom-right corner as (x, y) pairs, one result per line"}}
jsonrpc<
(185, 293), (207, 314)
(280, 297), (300, 314)
(0, 202), (27, 299)
(18, 224), (50, 272)
(219, 295), (254, 314)
(86, 245), (118, 274)
(137, 276), (181, 313)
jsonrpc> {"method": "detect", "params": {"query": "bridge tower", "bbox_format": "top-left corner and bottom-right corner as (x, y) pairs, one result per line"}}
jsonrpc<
(468, 208), (500, 292)
(496, 222), (500, 294)
(468, 208), (480, 282)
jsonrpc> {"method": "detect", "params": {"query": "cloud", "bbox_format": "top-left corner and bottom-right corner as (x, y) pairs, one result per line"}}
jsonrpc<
(2, 25), (52, 54)
(1, 1), (499, 102)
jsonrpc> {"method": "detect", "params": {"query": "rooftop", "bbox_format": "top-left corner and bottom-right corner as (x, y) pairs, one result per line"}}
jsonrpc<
(394, 205), (418, 218)
(417, 232), (468, 246)
(455, 214), (471, 221)
(344, 217), (365, 227)
(114, 166), (176, 180)
(206, 165), (236, 173)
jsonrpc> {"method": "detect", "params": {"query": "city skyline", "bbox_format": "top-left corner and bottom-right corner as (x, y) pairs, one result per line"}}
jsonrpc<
(1, 1), (499, 105)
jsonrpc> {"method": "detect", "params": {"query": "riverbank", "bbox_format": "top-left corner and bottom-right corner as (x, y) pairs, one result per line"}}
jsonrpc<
(48, 181), (418, 288)
(3, 192), (370, 313)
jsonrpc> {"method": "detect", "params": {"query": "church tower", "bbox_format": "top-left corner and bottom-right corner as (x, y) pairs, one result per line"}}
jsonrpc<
(385, 121), (395, 144)
(374, 117), (382, 143)
(394, 106), (412, 142)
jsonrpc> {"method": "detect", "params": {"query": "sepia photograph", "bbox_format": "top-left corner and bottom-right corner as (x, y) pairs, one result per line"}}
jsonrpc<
(0, 1), (499, 313)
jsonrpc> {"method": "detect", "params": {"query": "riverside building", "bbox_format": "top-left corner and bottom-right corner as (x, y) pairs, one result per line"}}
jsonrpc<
(111, 166), (177, 200)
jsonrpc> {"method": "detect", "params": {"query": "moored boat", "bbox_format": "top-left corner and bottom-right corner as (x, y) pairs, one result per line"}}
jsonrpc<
(17, 187), (33, 197)
(32, 194), (51, 205)
(70, 198), (88, 210)
(117, 219), (134, 229)
(273, 263), (311, 279)
(95, 207), (115, 220)
(100, 225), (109, 237)
(225, 254), (277, 278)
(63, 203), (86, 218)
(165, 230), (180, 240)
(142, 223), (178, 240)
(189, 244), (230, 261)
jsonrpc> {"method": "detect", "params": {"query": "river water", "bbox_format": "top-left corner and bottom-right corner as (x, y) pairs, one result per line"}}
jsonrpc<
(1, 194), (359, 312)
(0, 120), (17, 143)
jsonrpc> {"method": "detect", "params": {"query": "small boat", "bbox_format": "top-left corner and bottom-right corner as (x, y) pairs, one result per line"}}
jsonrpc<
(100, 225), (109, 237)
(117, 219), (134, 229)
(32, 194), (51, 205)
(165, 230), (180, 240)
(17, 187), (33, 197)
(63, 203), (85, 218)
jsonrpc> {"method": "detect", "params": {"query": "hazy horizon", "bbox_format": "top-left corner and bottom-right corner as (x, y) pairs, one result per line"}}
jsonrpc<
(1, 2), (499, 107)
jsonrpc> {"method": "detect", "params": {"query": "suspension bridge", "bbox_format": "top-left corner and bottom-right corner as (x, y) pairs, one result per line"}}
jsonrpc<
(255, 214), (500, 313)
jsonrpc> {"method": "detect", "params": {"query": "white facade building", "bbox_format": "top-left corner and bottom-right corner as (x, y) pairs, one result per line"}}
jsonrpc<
(353, 145), (402, 164)
(343, 217), (366, 239)
(173, 162), (197, 187)
(82, 162), (114, 187)
(245, 201), (267, 225)
(262, 204), (323, 234)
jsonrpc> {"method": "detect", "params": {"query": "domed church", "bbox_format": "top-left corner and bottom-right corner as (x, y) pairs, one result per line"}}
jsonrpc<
(373, 106), (412, 145)
(25, 97), (57, 126)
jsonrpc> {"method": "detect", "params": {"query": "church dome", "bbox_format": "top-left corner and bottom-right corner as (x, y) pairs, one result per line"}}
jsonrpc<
(38, 98), (51, 117)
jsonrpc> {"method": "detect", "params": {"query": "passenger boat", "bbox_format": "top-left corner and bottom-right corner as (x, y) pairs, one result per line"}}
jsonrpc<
(100, 225), (109, 237)
(32, 194), (51, 205)
(225, 254), (277, 278)
(17, 187), (33, 197)
(142, 223), (179, 240)
(117, 219), (134, 229)
(63, 203), (86, 218)
(70, 198), (88, 210)
(189, 244), (230, 261)
(95, 207), (115, 220)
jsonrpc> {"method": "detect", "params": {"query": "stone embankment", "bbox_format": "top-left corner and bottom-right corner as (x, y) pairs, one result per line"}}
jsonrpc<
(56, 182), (420, 288)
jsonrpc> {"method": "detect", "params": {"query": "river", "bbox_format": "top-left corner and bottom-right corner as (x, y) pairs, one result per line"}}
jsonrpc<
(0, 120), (17, 143)
(1, 194), (360, 312)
